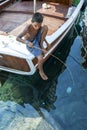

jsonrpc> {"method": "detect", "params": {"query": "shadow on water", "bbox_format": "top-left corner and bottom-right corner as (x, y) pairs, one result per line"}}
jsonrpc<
(0, 25), (80, 112)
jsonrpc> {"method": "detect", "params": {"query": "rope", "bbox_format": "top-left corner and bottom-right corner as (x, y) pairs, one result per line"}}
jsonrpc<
(33, 46), (75, 87)
(69, 54), (81, 66)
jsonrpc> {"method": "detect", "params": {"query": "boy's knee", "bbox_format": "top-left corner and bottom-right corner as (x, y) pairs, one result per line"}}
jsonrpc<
(37, 55), (43, 61)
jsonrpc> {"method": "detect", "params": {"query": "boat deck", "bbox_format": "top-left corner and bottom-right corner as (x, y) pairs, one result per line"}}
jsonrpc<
(0, 1), (68, 35)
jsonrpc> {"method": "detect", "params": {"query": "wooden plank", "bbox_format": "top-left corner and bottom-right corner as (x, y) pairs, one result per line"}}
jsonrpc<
(9, 1), (68, 36)
(0, 0), (15, 10)
(0, 1), (68, 34)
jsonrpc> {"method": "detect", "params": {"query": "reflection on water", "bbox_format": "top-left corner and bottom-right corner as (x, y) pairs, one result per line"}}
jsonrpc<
(0, 28), (77, 112)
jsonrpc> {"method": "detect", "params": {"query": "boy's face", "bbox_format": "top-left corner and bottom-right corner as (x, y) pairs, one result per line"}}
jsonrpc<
(32, 22), (42, 30)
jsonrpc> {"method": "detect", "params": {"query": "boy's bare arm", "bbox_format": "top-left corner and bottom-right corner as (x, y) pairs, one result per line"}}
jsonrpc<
(28, 42), (34, 47)
(16, 26), (29, 43)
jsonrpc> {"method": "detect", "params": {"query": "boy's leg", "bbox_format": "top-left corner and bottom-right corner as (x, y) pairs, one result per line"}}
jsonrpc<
(37, 54), (48, 80)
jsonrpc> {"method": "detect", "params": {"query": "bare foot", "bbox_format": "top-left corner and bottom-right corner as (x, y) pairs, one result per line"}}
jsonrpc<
(39, 71), (48, 80)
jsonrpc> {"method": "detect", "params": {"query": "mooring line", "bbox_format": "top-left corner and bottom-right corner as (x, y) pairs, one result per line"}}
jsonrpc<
(33, 46), (75, 87)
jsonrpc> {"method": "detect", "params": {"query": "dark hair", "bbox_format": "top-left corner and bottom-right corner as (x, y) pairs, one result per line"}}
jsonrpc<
(31, 12), (43, 23)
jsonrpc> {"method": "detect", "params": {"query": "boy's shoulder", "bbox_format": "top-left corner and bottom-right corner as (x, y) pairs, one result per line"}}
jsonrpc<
(24, 24), (32, 32)
(26, 24), (32, 29)
(28, 24), (34, 30)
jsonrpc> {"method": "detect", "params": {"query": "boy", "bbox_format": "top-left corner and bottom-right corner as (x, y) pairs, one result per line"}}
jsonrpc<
(16, 12), (48, 80)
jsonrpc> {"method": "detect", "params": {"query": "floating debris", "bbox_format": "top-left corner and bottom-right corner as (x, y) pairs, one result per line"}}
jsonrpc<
(66, 86), (72, 94)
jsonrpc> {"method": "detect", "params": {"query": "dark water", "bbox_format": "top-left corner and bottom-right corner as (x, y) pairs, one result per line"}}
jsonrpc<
(0, 35), (87, 129)
(50, 36), (87, 130)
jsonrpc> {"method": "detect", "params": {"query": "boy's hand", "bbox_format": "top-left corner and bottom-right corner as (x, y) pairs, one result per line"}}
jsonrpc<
(28, 42), (33, 47)
(42, 49), (47, 54)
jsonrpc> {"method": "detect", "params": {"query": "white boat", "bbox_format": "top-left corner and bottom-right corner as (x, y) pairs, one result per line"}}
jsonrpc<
(0, 0), (84, 76)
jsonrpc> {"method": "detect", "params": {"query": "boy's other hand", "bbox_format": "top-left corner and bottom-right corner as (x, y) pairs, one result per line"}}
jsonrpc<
(28, 42), (33, 47)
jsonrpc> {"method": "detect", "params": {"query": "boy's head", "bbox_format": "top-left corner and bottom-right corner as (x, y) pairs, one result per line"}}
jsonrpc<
(32, 12), (43, 23)
(31, 12), (43, 30)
